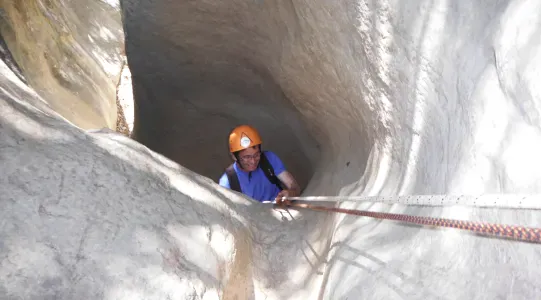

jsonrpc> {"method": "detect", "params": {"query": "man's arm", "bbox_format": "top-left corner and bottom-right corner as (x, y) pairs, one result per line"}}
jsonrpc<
(276, 171), (301, 199)
(262, 151), (301, 202)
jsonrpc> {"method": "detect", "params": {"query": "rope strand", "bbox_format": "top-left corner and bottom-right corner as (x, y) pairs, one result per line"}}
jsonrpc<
(279, 202), (541, 244)
(282, 194), (541, 210)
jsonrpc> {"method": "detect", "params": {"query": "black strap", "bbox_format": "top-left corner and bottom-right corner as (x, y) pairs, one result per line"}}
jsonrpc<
(225, 164), (242, 192)
(259, 151), (284, 191)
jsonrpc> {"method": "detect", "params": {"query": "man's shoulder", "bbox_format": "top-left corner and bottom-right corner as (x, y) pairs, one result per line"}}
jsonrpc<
(261, 150), (285, 174)
(262, 150), (281, 160)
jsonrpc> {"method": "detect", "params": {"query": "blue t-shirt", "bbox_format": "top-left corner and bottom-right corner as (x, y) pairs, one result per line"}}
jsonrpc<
(219, 150), (286, 202)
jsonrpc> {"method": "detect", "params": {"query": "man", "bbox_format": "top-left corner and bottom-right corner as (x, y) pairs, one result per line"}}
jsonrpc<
(218, 125), (301, 203)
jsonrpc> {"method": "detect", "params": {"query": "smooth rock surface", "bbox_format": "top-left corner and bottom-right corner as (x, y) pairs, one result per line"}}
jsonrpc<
(0, 0), (125, 129)
(0, 58), (332, 299)
(2, 0), (541, 299)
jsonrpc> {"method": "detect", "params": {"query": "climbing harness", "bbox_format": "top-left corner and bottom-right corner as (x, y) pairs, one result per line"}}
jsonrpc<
(277, 195), (541, 244)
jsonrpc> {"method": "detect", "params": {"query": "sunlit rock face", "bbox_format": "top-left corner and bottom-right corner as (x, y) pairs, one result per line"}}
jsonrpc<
(0, 0), (125, 129)
(2, 0), (541, 299)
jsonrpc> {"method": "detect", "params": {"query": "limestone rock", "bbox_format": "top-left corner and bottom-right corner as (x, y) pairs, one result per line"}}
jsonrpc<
(0, 0), (125, 129)
(0, 56), (332, 299)
(3, 0), (541, 299)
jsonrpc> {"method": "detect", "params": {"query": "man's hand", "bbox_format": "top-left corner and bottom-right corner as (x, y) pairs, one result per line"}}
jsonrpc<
(274, 171), (301, 206)
(275, 189), (293, 205)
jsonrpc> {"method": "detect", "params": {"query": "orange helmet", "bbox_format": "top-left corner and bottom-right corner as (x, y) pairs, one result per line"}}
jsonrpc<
(228, 125), (262, 152)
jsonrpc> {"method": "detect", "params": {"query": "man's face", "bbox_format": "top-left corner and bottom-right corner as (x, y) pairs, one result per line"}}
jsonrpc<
(236, 146), (261, 172)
